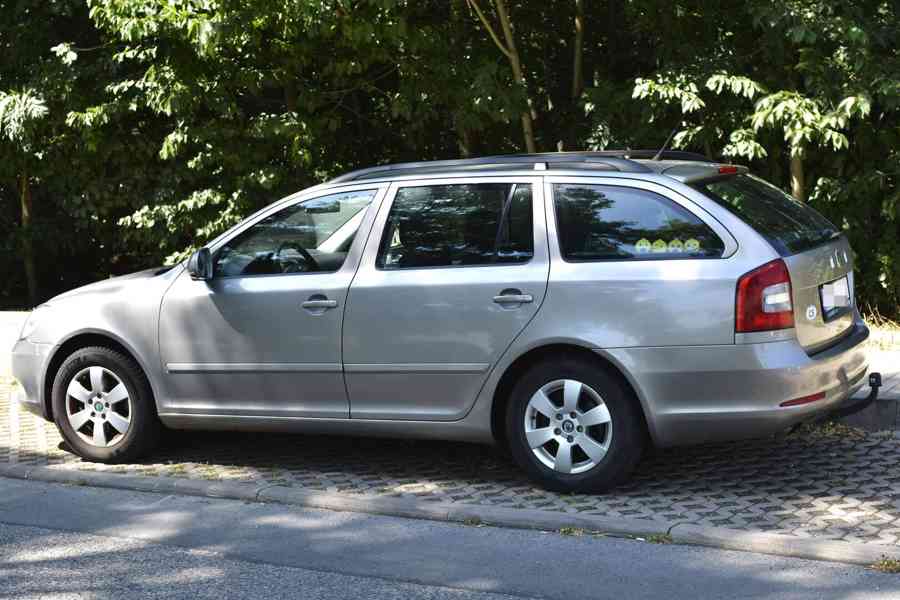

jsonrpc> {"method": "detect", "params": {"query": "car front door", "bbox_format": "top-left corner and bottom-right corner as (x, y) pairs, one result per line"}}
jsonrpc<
(343, 177), (549, 421)
(157, 185), (385, 419)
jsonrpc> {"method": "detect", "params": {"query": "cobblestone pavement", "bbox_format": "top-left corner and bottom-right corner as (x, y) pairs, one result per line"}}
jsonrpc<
(4, 380), (900, 548)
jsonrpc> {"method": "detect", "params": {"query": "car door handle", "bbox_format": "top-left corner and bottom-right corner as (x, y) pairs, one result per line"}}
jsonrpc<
(493, 293), (533, 304)
(301, 299), (338, 310)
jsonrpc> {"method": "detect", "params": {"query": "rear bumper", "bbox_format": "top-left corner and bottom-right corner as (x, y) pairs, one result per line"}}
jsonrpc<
(10, 338), (52, 419)
(603, 321), (870, 447)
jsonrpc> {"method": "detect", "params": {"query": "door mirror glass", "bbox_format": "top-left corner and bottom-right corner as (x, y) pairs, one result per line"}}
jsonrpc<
(187, 247), (213, 280)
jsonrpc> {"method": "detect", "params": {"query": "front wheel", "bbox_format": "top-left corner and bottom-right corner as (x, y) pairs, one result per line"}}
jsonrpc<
(52, 346), (161, 463)
(505, 357), (646, 493)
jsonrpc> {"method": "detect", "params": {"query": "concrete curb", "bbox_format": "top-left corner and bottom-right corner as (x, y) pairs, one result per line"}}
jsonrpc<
(2, 464), (898, 567)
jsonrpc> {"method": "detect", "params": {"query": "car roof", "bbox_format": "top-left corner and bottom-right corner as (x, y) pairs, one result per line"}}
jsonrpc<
(327, 151), (747, 186)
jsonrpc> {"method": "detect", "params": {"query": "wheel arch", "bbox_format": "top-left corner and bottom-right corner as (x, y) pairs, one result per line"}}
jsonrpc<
(489, 342), (654, 449)
(42, 330), (156, 421)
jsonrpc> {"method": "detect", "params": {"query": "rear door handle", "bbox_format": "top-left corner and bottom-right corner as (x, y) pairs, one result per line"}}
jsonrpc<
(302, 297), (338, 312)
(302, 300), (338, 309)
(493, 292), (533, 305)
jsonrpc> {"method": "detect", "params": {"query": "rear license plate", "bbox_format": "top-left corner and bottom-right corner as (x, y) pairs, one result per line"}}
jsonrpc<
(820, 276), (851, 320)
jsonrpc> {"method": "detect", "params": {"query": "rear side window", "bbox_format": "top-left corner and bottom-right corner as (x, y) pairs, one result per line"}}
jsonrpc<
(377, 183), (533, 269)
(553, 184), (724, 261)
(693, 174), (840, 256)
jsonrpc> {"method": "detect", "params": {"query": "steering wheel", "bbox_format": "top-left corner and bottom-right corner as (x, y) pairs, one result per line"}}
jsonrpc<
(275, 241), (319, 273)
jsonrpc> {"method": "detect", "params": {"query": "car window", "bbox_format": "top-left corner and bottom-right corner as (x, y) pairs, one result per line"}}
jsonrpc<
(214, 189), (376, 277)
(377, 183), (533, 269)
(692, 174), (840, 257)
(553, 184), (724, 261)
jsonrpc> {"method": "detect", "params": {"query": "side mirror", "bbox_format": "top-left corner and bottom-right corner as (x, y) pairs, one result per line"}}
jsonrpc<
(187, 247), (213, 281)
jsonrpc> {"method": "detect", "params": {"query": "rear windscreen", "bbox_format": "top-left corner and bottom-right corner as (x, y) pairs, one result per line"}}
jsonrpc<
(693, 174), (840, 256)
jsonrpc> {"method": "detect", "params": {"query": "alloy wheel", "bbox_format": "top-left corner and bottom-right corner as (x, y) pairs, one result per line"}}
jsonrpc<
(523, 378), (613, 474)
(65, 366), (132, 448)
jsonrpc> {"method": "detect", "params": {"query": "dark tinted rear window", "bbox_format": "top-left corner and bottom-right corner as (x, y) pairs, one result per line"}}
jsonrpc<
(693, 174), (840, 256)
(553, 184), (724, 261)
(377, 183), (533, 269)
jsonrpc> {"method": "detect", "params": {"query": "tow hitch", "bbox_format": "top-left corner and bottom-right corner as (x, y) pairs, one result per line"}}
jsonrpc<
(830, 372), (883, 419)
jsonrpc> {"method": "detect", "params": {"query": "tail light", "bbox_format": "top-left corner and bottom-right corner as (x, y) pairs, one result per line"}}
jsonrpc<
(735, 259), (794, 333)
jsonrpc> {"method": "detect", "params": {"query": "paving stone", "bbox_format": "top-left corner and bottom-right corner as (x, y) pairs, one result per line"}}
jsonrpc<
(3, 380), (900, 547)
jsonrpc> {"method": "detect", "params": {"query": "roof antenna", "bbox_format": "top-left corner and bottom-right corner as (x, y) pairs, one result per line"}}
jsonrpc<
(652, 128), (678, 161)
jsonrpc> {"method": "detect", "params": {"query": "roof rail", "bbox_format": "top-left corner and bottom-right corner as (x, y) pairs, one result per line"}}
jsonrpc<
(329, 152), (655, 183)
(590, 149), (713, 162)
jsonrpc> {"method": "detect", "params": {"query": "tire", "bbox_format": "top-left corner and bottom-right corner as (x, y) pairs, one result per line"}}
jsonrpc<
(51, 346), (161, 463)
(505, 356), (646, 493)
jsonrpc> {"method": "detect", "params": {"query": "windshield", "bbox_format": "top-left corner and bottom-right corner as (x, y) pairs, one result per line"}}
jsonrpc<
(692, 174), (840, 256)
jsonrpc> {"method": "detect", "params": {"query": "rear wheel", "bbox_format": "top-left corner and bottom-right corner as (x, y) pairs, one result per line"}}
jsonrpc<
(505, 356), (645, 493)
(52, 346), (161, 463)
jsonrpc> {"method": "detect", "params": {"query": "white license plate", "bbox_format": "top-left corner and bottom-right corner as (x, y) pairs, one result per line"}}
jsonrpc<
(820, 276), (851, 318)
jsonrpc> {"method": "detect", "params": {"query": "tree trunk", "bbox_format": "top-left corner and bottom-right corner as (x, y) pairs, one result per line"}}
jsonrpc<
(284, 78), (298, 113)
(19, 174), (38, 306)
(493, 0), (537, 153)
(455, 116), (474, 157)
(571, 0), (585, 101)
(790, 152), (805, 202)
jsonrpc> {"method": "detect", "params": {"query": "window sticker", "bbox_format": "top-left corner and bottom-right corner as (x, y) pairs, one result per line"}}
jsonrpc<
(684, 238), (700, 252)
(635, 238), (652, 254)
(652, 239), (668, 253)
(668, 239), (684, 253)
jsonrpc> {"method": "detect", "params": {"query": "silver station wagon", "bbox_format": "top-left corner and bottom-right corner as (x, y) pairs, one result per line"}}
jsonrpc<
(11, 151), (878, 492)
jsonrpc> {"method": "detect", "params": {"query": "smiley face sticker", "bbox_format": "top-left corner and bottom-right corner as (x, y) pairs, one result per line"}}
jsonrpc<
(635, 238), (652, 254)
(684, 238), (700, 252)
(652, 239), (668, 253)
(668, 239), (684, 253)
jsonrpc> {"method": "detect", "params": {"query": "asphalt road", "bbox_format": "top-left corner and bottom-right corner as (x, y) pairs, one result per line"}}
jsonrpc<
(1, 478), (899, 599)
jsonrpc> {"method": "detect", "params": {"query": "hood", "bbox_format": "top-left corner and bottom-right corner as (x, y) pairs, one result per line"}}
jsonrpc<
(49, 266), (177, 304)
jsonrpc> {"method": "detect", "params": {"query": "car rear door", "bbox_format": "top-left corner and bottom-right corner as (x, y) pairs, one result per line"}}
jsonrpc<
(342, 177), (549, 421)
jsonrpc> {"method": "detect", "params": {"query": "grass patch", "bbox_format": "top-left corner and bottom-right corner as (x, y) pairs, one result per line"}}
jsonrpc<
(646, 533), (673, 544)
(796, 420), (867, 441)
(559, 527), (586, 537)
(871, 556), (900, 574)
(866, 310), (900, 351)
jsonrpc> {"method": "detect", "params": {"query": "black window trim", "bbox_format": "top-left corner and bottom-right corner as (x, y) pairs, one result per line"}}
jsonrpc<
(550, 181), (728, 264)
(374, 181), (537, 272)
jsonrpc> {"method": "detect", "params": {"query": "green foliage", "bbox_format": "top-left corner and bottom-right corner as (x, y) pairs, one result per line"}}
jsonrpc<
(0, 0), (898, 316)
(0, 90), (49, 149)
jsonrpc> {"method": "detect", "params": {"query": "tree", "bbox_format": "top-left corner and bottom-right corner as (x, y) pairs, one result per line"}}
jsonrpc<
(1, 0), (897, 319)
(0, 90), (48, 305)
(466, 0), (537, 152)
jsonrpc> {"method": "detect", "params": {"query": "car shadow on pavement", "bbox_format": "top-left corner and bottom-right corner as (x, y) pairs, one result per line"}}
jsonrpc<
(21, 416), (900, 545)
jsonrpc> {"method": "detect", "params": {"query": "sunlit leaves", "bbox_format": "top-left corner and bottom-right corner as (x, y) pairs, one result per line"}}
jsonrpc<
(633, 75), (705, 114)
(706, 74), (765, 100)
(749, 91), (870, 155)
(0, 90), (48, 151)
(51, 43), (78, 66)
(721, 128), (767, 160)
